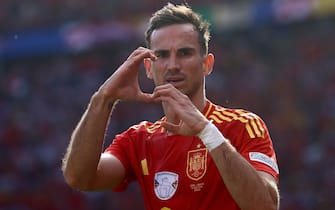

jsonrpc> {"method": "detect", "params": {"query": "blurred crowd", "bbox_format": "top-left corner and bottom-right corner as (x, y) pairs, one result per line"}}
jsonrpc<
(0, 0), (223, 31)
(1, 1), (335, 210)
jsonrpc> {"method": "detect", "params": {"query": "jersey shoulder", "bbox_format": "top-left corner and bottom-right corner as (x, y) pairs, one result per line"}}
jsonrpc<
(127, 118), (165, 135)
(207, 103), (268, 139)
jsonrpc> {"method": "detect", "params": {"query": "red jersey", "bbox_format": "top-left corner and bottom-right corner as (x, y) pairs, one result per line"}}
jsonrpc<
(105, 100), (279, 210)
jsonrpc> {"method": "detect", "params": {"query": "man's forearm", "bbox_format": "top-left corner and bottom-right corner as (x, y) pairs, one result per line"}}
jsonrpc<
(210, 143), (279, 210)
(62, 92), (115, 190)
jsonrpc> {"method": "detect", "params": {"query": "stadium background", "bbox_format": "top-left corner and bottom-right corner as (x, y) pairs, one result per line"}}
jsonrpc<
(1, 0), (335, 209)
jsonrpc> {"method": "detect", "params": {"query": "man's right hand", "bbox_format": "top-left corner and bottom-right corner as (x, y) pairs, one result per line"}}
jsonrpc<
(97, 47), (157, 103)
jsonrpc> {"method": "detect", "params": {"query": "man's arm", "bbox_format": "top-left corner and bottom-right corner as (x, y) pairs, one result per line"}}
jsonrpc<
(210, 142), (280, 210)
(196, 120), (280, 210)
(62, 47), (157, 191)
(62, 93), (125, 191)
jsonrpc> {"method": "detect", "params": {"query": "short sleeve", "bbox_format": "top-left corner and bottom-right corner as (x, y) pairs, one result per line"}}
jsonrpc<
(104, 132), (136, 191)
(237, 115), (279, 181)
(220, 111), (279, 181)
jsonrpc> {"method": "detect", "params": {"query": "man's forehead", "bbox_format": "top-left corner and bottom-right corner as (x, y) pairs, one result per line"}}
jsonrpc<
(151, 23), (197, 38)
(150, 24), (200, 50)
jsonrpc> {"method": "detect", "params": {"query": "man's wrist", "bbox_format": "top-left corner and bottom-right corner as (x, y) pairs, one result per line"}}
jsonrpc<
(90, 91), (118, 112)
(197, 121), (227, 151)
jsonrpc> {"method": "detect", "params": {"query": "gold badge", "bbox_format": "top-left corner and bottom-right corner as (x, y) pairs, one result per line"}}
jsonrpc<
(186, 148), (208, 181)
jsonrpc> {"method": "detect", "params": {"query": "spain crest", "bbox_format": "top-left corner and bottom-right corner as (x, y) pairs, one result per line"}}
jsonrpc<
(186, 148), (208, 181)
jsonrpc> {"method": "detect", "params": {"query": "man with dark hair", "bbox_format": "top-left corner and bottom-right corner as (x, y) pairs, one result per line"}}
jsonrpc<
(62, 3), (280, 210)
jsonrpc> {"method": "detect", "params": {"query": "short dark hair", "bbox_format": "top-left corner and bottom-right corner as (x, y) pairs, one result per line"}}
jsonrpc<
(145, 3), (211, 55)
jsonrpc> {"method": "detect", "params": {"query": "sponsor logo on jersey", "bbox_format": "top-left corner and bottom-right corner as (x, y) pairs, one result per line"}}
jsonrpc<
(154, 171), (178, 200)
(186, 148), (208, 181)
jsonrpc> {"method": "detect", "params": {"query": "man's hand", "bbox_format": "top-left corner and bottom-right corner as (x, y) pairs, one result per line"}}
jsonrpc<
(152, 84), (208, 136)
(98, 47), (157, 103)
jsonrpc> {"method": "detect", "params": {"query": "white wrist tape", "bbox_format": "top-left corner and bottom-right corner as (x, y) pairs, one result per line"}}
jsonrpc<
(197, 121), (227, 151)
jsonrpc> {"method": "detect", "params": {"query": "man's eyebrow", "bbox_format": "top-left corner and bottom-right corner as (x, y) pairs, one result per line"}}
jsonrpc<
(178, 47), (196, 52)
(153, 47), (196, 53)
(153, 49), (169, 54)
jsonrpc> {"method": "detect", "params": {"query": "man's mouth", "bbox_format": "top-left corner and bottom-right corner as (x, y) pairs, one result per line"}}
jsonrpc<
(167, 78), (183, 83)
(166, 78), (184, 86)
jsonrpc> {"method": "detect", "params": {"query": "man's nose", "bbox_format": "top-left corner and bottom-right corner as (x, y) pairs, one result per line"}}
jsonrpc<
(167, 54), (180, 71)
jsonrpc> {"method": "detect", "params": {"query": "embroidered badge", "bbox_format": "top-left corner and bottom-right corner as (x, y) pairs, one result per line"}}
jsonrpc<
(249, 152), (279, 174)
(186, 148), (208, 181)
(154, 171), (178, 200)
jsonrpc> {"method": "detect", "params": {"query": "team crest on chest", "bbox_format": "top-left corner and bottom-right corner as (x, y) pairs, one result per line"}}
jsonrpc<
(186, 148), (208, 181)
(154, 171), (178, 200)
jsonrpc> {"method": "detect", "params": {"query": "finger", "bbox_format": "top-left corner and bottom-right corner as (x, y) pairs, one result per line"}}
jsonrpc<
(161, 121), (180, 134)
(127, 47), (148, 59)
(152, 95), (180, 108)
(153, 84), (183, 100)
(136, 92), (155, 103)
(153, 90), (191, 112)
(128, 47), (157, 63)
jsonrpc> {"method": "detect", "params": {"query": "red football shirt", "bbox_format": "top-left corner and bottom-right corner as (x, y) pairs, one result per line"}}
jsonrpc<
(105, 100), (279, 210)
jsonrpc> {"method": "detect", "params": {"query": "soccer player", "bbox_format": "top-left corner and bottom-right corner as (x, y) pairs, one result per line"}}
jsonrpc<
(62, 3), (280, 210)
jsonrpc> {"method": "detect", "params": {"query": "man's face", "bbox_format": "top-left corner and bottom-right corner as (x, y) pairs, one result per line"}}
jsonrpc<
(145, 23), (209, 98)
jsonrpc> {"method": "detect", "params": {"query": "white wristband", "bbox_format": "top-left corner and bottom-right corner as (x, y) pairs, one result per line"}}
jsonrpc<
(197, 121), (227, 151)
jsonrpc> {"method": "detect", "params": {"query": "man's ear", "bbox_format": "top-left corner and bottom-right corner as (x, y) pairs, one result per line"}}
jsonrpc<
(203, 53), (215, 76)
(144, 58), (153, 79)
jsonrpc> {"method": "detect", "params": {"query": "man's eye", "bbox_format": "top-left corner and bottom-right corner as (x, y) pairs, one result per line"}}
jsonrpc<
(179, 49), (192, 56)
(155, 51), (169, 58)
